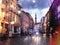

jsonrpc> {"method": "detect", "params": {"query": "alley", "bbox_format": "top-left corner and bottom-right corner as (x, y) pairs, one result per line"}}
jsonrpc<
(0, 31), (59, 45)
(0, 0), (60, 45)
(0, 25), (60, 45)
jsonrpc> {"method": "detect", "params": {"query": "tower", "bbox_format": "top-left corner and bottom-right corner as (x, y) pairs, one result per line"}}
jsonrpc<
(35, 14), (37, 24)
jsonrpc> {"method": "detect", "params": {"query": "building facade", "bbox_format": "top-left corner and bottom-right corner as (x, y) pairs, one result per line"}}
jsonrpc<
(0, 0), (34, 37)
(50, 0), (60, 25)
(0, 0), (21, 37)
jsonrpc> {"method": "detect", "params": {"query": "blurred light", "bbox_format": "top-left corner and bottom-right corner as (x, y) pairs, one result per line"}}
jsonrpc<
(0, 25), (2, 33)
(5, 22), (9, 24)
(0, 4), (3, 33)
(36, 32), (39, 35)
(32, 0), (36, 3)
(32, 36), (35, 39)
(0, 0), (2, 4)
(2, 12), (5, 17)
(10, 4), (14, 8)
(18, 10), (21, 14)
(58, 14), (60, 19)
(0, 11), (3, 21)
(43, 33), (46, 38)
(32, 36), (41, 45)
(10, 21), (14, 24)
(25, 24), (29, 27)
(14, 15), (16, 22)
(44, 23), (46, 26)
(55, 31), (58, 34)
(57, 5), (60, 19)
(57, 5), (60, 13)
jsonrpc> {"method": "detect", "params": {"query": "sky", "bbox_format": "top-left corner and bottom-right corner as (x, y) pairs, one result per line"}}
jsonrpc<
(18, 0), (54, 22)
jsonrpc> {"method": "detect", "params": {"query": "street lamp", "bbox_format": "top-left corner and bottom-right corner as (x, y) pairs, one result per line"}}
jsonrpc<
(18, 10), (21, 15)
(18, 10), (21, 13)
(17, 10), (22, 34)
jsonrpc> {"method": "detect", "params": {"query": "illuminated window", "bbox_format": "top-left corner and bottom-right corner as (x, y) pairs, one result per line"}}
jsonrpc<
(58, 14), (60, 18)
(57, 5), (60, 19)
(57, 5), (60, 13)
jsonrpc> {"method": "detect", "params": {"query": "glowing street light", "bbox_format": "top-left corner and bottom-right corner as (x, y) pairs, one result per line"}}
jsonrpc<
(18, 10), (21, 14)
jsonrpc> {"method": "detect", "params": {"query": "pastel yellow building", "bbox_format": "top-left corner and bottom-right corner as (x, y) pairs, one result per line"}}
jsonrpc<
(0, 0), (21, 36)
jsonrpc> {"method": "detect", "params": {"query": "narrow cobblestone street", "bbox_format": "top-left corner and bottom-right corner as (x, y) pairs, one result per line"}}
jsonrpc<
(0, 25), (60, 45)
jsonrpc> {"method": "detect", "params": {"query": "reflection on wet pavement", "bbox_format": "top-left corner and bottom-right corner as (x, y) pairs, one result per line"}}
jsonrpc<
(0, 30), (60, 45)
(0, 35), (50, 45)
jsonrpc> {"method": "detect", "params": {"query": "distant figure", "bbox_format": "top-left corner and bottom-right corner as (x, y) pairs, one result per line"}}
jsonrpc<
(20, 28), (24, 36)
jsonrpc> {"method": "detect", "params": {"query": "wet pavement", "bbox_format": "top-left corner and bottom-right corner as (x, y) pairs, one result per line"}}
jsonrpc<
(0, 25), (60, 45)
(0, 33), (59, 45)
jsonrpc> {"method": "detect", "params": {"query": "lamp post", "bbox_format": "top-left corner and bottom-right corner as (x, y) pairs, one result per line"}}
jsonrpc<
(17, 10), (21, 34)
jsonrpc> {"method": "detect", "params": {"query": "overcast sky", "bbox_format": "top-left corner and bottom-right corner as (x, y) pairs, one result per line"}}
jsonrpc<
(18, 0), (54, 22)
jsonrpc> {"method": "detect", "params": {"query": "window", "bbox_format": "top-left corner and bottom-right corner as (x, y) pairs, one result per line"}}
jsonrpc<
(57, 5), (60, 13)
(57, 5), (60, 19)
(6, 0), (8, 3)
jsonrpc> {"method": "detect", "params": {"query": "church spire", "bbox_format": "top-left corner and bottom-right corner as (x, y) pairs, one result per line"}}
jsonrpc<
(35, 14), (37, 24)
